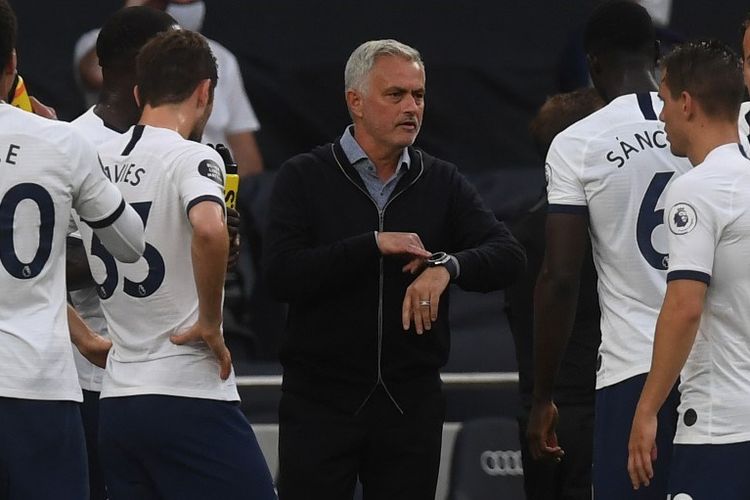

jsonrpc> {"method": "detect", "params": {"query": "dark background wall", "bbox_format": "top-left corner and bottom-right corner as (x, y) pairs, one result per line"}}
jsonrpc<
(11, 1), (747, 174)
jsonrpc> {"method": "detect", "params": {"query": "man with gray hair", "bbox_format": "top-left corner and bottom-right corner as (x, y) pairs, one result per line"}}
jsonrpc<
(265, 39), (525, 499)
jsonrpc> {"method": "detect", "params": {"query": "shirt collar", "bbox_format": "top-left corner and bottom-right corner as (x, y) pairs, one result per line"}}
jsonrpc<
(340, 125), (411, 170)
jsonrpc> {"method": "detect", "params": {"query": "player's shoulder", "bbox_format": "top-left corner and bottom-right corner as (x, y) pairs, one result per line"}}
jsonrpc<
(4, 105), (97, 155)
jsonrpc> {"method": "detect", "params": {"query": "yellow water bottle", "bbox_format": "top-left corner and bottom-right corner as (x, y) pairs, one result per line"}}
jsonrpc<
(8, 74), (32, 112)
(215, 144), (239, 210)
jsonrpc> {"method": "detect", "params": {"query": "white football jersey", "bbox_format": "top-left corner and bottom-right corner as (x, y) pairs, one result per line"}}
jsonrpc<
(665, 143), (750, 444)
(0, 104), (128, 401)
(738, 101), (750, 153)
(546, 92), (692, 389)
(68, 106), (125, 391)
(77, 124), (239, 401)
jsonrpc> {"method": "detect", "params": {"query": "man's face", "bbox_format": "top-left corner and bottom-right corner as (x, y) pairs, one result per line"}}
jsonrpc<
(743, 26), (750, 95)
(353, 55), (425, 153)
(658, 71), (687, 158)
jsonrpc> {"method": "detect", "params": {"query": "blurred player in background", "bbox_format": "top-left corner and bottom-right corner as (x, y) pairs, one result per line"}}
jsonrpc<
(507, 87), (603, 500)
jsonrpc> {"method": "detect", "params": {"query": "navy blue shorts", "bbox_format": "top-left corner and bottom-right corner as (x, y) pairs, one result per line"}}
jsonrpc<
(593, 373), (679, 500)
(99, 395), (276, 500)
(0, 397), (88, 499)
(668, 441), (750, 499)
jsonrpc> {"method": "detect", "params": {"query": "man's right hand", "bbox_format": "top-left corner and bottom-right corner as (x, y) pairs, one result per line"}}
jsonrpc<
(527, 399), (564, 461)
(170, 322), (233, 380)
(377, 232), (432, 259)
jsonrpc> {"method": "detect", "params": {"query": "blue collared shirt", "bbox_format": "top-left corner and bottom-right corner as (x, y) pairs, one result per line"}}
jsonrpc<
(340, 126), (410, 211)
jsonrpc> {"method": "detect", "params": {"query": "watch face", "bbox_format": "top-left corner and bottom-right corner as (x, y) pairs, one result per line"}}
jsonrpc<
(428, 252), (450, 266)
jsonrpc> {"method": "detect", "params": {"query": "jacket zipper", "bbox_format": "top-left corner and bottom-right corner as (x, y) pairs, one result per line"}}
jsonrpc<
(332, 145), (424, 414)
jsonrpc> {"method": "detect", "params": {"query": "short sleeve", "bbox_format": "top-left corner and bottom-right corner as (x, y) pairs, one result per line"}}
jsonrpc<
(545, 133), (588, 214)
(173, 145), (226, 217)
(664, 174), (724, 284)
(69, 130), (126, 227)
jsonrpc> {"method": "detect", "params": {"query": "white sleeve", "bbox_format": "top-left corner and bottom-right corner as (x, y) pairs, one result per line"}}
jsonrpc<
(221, 50), (260, 134)
(69, 133), (145, 263)
(173, 146), (226, 217)
(545, 133), (587, 213)
(664, 174), (725, 284)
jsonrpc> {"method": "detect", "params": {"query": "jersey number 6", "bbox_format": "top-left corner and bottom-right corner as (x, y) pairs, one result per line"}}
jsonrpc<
(636, 171), (675, 270)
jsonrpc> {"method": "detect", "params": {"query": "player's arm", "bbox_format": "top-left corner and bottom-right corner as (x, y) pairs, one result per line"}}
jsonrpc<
(170, 201), (232, 380)
(71, 136), (145, 263)
(527, 211), (588, 460)
(68, 304), (111, 368)
(627, 279), (705, 490)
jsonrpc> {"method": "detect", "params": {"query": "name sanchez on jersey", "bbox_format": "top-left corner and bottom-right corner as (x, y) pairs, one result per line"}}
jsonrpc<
(606, 129), (668, 168)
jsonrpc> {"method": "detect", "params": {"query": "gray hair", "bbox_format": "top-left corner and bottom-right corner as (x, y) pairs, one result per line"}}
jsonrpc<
(344, 39), (423, 93)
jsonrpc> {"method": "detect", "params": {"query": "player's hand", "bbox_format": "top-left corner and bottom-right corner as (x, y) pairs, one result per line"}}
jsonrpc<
(226, 207), (241, 270)
(78, 333), (112, 369)
(29, 96), (57, 120)
(527, 399), (564, 461)
(377, 232), (432, 260)
(401, 266), (450, 334)
(627, 407), (658, 490)
(170, 322), (233, 380)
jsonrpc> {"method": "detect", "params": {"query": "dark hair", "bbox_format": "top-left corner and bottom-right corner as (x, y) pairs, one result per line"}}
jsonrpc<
(136, 29), (217, 107)
(0, 0), (16, 69)
(97, 6), (176, 71)
(530, 87), (605, 155)
(661, 39), (743, 121)
(584, 1), (655, 58)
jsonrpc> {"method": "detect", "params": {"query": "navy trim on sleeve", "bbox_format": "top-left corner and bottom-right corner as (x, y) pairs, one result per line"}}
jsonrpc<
(637, 93), (657, 120)
(121, 124), (145, 155)
(739, 144), (748, 159)
(186, 194), (225, 216)
(667, 270), (711, 285)
(547, 204), (588, 215)
(82, 198), (126, 229)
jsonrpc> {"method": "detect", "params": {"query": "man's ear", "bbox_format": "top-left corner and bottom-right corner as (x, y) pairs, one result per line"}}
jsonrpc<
(681, 90), (693, 119)
(346, 89), (363, 119)
(195, 79), (211, 109)
(133, 85), (142, 108)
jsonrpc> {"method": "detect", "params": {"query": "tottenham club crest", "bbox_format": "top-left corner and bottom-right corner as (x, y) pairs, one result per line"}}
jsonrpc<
(668, 202), (697, 235)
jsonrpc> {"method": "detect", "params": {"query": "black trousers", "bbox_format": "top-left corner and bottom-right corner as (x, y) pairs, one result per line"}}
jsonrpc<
(278, 386), (444, 500)
(518, 403), (595, 500)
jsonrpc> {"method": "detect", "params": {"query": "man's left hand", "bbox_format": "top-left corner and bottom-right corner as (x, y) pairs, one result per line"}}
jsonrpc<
(627, 407), (658, 490)
(402, 266), (450, 334)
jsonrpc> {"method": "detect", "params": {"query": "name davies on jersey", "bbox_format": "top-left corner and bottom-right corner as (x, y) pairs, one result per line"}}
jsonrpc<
(605, 129), (667, 168)
(101, 161), (145, 187)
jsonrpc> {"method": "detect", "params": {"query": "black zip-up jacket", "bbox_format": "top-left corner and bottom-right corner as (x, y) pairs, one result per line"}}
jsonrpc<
(264, 140), (526, 414)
